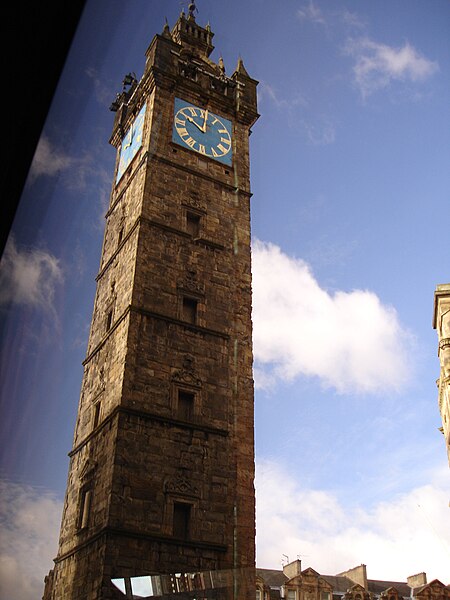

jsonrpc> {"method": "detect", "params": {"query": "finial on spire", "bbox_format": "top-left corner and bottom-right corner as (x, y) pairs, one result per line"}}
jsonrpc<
(162, 17), (171, 38)
(188, 1), (197, 19)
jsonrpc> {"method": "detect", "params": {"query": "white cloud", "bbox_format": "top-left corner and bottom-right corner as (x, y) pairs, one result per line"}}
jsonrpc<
(256, 459), (450, 582)
(258, 83), (335, 146)
(0, 237), (63, 312)
(0, 479), (62, 600)
(258, 82), (308, 112)
(345, 38), (439, 98)
(29, 135), (73, 181)
(85, 66), (116, 106)
(252, 240), (412, 394)
(340, 9), (367, 30)
(297, 1), (327, 26)
(301, 118), (336, 146)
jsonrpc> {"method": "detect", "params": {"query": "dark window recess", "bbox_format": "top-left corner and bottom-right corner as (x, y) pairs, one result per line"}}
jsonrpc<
(186, 212), (200, 237)
(173, 502), (191, 540)
(106, 310), (113, 331)
(79, 489), (92, 529)
(93, 402), (101, 428)
(182, 297), (197, 324)
(178, 390), (194, 421)
(118, 227), (124, 246)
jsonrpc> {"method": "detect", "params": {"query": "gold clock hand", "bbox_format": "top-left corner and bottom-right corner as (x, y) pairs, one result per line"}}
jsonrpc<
(124, 123), (134, 148)
(201, 109), (209, 132)
(186, 116), (204, 132)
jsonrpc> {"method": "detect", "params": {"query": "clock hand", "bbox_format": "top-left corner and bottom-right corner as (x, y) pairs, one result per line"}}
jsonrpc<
(185, 116), (204, 132)
(124, 123), (134, 148)
(201, 109), (209, 133)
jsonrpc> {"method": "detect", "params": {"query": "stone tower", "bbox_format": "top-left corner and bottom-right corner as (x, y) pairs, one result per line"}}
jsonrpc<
(44, 7), (258, 599)
(433, 284), (450, 468)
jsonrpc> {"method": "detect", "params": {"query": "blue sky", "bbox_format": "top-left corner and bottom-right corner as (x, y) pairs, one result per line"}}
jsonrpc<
(1, 1), (449, 598)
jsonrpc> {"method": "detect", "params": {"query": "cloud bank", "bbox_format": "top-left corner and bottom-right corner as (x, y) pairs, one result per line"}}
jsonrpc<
(0, 237), (63, 312)
(0, 479), (62, 600)
(256, 459), (450, 581)
(29, 135), (73, 181)
(346, 38), (438, 98)
(252, 240), (412, 394)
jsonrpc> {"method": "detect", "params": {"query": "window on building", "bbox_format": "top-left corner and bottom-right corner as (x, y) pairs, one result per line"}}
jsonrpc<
(106, 309), (113, 331)
(186, 211), (201, 237)
(256, 590), (262, 600)
(322, 593), (331, 600)
(173, 502), (191, 539)
(182, 297), (197, 324)
(78, 488), (92, 529)
(118, 226), (124, 246)
(287, 591), (297, 600)
(178, 390), (194, 421)
(93, 402), (101, 429)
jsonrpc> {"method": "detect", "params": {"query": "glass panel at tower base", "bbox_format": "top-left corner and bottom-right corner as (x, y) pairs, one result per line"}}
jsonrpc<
(111, 567), (254, 599)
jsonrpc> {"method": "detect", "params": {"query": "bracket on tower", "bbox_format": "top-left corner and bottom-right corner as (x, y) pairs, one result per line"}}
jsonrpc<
(109, 73), (138, 112)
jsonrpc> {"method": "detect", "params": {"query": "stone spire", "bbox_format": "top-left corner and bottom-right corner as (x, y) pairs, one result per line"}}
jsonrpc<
(171, 5), (214, 58)
(162, 18), (171, 39)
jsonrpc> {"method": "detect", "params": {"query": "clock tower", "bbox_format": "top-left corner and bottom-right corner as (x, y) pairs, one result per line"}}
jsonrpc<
(44, 6), (258, 600)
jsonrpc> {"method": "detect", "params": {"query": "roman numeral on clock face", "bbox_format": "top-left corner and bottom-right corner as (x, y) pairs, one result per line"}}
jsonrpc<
(185, 137), (196, 148)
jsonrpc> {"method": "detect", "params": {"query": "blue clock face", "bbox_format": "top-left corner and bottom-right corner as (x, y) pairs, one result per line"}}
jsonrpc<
(116, 103), (146, 183)
(172, 98), (233, 166)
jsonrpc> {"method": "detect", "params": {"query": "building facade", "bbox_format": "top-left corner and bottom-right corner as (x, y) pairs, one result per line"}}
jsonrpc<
(433, 284), (450, 467)
(44, 7), (258, 599)
(256, 560), (449, 600)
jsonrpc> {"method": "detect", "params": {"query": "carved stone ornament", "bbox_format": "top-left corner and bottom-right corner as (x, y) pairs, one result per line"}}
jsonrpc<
(171, 368), (202, 389)
(439, 337), (450, 351)
(183, 193), (206, 213)
(179, 61), (198, 81)
(79, 459), (98, 482)
(164, 475), (200, 498)
(177, 271), (205, 296)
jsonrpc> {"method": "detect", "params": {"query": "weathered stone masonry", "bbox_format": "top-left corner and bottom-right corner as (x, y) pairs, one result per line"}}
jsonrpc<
(44, 9), (258, 600)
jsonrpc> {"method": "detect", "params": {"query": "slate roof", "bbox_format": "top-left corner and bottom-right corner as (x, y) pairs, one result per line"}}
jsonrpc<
(257, 568), (288, 587)
(321, 576), (356, 594)
(368, 579), (412, 597)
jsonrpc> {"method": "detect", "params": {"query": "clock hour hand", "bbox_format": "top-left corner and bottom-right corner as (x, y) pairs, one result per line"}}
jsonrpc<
(185, 115), (205, 132)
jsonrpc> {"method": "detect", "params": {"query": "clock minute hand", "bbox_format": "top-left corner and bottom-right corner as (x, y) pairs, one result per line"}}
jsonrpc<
(201, 109), (209, 133)
(124, 123), (134, 148)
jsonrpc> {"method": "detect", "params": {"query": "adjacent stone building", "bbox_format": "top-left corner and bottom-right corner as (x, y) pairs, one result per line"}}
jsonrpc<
(256, 560), (449, 600)
(433, 284), (450, 467)
(44, 5), (258, 599)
